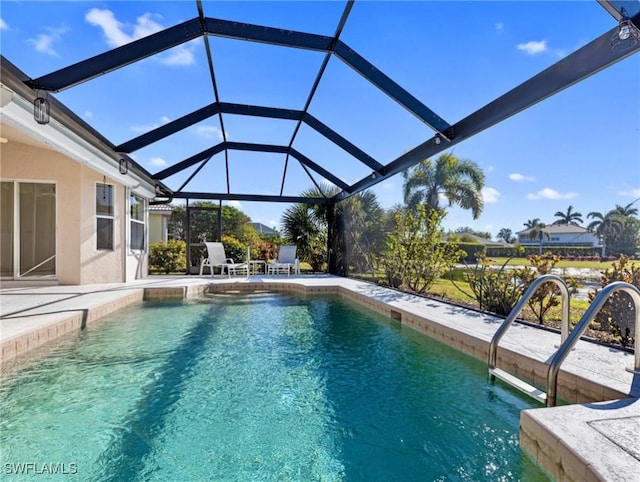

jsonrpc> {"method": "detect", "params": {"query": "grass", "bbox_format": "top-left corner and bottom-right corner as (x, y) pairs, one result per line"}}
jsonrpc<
(428, 278), (591, 326)
(486, 257), (612, 270)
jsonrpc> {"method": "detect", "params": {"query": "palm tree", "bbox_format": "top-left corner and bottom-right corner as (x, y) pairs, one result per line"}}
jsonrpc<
(587, 210), (624, 257)
(553, 205), (583, 225)
(402, 153), (485, 219)
(281, 183), (386, 273)
(497, 227), (514, 244)
(611, 202), (639, 218)
(523, 218), (550, 254)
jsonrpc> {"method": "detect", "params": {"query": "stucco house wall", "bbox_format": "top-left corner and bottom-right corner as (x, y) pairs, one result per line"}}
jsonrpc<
(1, 139), (148, 284)
(1, 141), (84, 284)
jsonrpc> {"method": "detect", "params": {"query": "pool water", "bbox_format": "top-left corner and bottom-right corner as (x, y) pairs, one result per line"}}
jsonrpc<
(0, 293), (550, 481)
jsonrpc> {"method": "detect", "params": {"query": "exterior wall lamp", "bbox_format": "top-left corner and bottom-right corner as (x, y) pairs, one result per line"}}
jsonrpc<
(33, 94), (50, 125)
(119, 157), (129, 175)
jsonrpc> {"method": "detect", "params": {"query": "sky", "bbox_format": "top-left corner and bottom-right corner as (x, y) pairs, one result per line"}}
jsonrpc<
(1, 1), (639, 238)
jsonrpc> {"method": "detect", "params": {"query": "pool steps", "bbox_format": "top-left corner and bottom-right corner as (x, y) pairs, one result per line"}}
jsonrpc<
(489, 367), (547, 404)
(489, 277), (640, 407)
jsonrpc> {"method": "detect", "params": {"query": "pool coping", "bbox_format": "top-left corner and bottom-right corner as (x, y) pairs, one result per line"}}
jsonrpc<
(1, 275), (638, 481)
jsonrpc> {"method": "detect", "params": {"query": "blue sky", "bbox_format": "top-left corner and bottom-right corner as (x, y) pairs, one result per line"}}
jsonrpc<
(2, 1), (639, 237)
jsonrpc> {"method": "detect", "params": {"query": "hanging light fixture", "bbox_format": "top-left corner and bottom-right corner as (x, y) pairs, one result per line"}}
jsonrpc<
(119, 157), (129, 175)
(33, 93), (50, 125)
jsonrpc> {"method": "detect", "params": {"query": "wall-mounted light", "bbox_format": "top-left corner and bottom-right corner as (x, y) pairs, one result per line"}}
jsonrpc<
(33, 94), (50, 125)
(371, 172), (377, 180)
(155, 184), (163, 196)
(434, 134), (441, 145)
(119, 157), (128, 175)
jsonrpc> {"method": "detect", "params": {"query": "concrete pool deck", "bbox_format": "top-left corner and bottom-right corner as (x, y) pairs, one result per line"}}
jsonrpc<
(1, 274), (638, 481)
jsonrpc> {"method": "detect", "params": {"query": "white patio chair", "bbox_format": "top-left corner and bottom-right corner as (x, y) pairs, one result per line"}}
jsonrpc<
(200, 242), (248, 277)
(267, 245), (300, 276)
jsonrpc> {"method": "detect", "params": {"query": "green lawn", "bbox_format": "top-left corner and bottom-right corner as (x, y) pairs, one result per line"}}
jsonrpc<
(429, 278), (591, 326)
(486, 257), (612, 270)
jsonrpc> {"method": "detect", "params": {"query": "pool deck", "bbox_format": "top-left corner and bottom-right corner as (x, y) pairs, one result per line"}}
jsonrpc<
(1, 274), (638, 482)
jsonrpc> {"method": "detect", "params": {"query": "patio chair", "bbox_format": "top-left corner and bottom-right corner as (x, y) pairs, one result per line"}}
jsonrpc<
(200, 242), (248, 277)
(267, 245), (300, 276)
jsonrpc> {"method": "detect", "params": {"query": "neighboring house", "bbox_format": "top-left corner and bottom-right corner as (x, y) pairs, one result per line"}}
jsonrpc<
(445, 233), (513, 247)
(251, 222), (277, 235)
(148, 204), (174, 244)
(516, 224), (601, 247)
(1, 60), (160, 284)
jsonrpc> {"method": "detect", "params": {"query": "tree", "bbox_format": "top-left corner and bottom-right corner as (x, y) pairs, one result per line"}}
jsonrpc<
(497, 228), (515, 244)
(453, 227), (492, 239)
(606, 203), (639, 256)
(611, 202), (639, 218)
(382, 205), (464, 293)
(523, 218), (550, 254)
(402, 153), (485, 219)
(282, 184), (386, 273)
(553, 205), (583, 225)
(587, 211), (623, 257)
(281, 198), (326, 272)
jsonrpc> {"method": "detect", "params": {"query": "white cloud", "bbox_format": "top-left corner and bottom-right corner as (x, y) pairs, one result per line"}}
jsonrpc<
(495, 22), (503, 33)
(482, 187), (500, 204)
(620, 188), (640, 198)
(160, 44), (196, 66)
(0, 18), (8, 30)
(228, 200), (242, 208)
(149, 157), (167, 167)
(381, 181), (394, 190)
(526, 188), (578, 200)
(508, 173), (535, 182)
(28, 27), (68, 56)
(516, 40), (547, 55)
(131, 116), (169, 133)
(196, 125), (223, 140)
(85, 8), (195, 65)
(84, 111), (93, 119)
(486, 165), (495, 172)
(85, 9), (131, 47)
(131, 124), (156, 133)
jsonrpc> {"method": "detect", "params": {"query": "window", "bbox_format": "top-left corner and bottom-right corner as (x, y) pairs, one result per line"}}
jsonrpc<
(130, 194), (145, 251)
(96, 183), (114, 250)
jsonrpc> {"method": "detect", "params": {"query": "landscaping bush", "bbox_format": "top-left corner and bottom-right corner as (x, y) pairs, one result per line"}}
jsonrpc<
(453, 255), (525, 315)
(149, 240), (186, 274)
(485, 246), (523, 258)
(221, 234), (247, 263)
(382, 206), (464, 294)
(455, 242), (485, 263)
(588, 255), (639, 347)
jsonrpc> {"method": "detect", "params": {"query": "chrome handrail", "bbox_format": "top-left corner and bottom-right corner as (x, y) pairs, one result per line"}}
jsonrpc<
(546, 281), (640, 407)
(488, 274), (570, 371)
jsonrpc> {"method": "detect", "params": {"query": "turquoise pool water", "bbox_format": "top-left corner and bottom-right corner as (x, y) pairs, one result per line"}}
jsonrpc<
(1, 293), (550, 481)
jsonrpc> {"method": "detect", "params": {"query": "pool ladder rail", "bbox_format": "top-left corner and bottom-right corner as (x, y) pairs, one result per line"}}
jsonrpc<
(488, 275), (640, 407)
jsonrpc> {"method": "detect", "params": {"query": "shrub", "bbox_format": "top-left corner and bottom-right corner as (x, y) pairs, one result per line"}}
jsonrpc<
(453, 255), (525, 315)
(221, 234), (247, 263)
(382, 206), (464, 294)
(149, 240), (186, 274)
(588, 255), (640, 347)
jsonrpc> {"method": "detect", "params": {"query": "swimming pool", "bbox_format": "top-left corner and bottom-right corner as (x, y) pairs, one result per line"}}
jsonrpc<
(0, 292), (550, 481)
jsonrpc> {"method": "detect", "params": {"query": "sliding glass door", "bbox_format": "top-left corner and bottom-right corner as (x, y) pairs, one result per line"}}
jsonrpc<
(0, 181), (56, 279)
